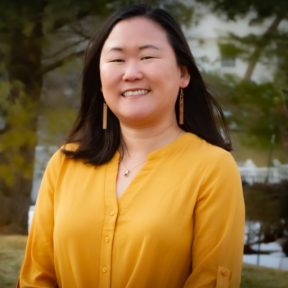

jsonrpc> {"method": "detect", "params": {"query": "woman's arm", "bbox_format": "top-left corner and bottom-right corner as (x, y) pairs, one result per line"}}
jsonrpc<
(184, 152), (245, 288)
(18, 151), (62, 287)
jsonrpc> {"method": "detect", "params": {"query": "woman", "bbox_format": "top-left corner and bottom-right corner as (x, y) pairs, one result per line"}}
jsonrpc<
(18, 4), (245, 288)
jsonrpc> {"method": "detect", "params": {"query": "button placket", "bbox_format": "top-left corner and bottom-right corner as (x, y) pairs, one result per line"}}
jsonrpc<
(99, 153), (120, 288)
(104, 235), (110, 243)
(99, 205), (118, 287)
(102, 211), (116, 267)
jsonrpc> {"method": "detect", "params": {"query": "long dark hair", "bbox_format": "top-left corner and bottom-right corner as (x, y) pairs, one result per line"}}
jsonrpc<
(63, 3), (232, 164)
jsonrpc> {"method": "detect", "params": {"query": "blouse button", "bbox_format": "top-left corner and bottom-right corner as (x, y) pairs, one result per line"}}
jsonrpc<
(220, 269), (228, 277)
(109, 210), (115, 216)
(102, 266), (108, 273)
(105, 236), (110, 243)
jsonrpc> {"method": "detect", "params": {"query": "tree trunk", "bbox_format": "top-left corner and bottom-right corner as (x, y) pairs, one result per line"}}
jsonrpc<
(0, 5), (44, 234)
(243, 14), (284, 81)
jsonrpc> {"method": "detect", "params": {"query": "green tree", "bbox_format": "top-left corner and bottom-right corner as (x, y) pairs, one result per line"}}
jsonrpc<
(197, 0), (288, 149)
(198, 0), (288, 80)
(0, 0), (118, 234)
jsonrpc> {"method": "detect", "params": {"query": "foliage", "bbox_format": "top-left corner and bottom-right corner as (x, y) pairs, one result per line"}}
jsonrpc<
(218, 42), (245, 58)
(244, 181), (288, 224)
(196, 0), (288, 20)
(198, 0), (288, 150)
(0, 0), (116, 233)
(204, 72), (287, 149)
(244, 181), (288, 253)
(231, 81), (286, 148)
(0, 82), (37, 188)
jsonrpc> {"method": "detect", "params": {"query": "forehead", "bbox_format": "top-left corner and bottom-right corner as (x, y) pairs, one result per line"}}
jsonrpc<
(102, 16), (170, 50)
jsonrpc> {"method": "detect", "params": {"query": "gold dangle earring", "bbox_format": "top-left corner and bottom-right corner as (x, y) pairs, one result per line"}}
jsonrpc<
(102, 102), (108, 130)
(179, 88), (184, 125)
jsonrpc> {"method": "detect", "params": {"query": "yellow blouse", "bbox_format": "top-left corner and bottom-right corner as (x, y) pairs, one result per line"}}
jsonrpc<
(19, 133), (245, 288)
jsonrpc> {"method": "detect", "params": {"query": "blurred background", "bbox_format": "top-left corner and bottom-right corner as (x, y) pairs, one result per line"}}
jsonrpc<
(0, 0), (287, 287)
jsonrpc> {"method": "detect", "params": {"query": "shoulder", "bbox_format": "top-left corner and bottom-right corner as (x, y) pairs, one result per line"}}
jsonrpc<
(45, 143), (79, 171)
(42, 143), (90, 190)
(182, 135), (243, 203)
(180, 133), (240, 181)
(182, 133), (235, 164)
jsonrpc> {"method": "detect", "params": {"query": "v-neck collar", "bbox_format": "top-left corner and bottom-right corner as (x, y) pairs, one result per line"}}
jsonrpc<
(104, 132), (193, 209)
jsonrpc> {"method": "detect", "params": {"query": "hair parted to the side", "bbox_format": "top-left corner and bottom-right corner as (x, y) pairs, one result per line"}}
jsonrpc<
(62, 3), (232, 165)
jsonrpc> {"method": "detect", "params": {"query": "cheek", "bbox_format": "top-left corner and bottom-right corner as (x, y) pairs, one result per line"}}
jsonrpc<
(100, 70), (118, 107)
(100, 66), (121, 92)
(99, 65), (110, 86)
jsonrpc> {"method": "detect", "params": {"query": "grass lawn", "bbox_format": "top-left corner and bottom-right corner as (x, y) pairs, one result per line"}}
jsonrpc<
(241, 264), (288, 288)
(1, 235), (288, 287)
(0, 235), (26, 288)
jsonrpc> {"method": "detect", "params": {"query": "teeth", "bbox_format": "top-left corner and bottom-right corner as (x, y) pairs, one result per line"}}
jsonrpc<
(123, 89), (148, 97)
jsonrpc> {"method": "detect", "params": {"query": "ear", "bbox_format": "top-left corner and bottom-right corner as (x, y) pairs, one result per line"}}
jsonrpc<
(179, 66), (190, 88)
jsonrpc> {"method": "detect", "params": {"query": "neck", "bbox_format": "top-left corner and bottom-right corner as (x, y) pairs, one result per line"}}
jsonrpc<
(119, 121), (183, 160)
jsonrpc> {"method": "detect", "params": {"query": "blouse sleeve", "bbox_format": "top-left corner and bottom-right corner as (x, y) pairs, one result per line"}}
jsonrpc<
(18, 150), (62, 287)
(184, 152), (245, 288)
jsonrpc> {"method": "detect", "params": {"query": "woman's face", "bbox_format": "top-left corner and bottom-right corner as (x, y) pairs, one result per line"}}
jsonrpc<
(99, 16), (190, 128)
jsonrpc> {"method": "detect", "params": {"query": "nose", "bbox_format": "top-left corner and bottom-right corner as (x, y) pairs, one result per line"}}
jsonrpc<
(122, 60), (143, 81)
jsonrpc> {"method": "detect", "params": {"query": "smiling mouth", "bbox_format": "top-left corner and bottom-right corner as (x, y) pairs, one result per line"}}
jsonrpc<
(122, 89), (150, 97)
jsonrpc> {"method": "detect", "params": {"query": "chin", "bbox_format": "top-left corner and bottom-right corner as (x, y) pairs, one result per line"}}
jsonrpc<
(120, 114), (155, 126)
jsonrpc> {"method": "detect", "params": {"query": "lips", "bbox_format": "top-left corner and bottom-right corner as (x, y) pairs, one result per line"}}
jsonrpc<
(121, 89), (150, 97)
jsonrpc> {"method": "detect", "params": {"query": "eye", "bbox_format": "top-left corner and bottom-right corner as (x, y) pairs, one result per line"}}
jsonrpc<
(110, 59), (124, 63)
(141, 56), (154, 60)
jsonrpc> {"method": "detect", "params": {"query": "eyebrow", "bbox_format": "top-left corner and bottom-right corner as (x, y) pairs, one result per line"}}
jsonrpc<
(139, 44), (160, 51)
(107, 44), (160, 53)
